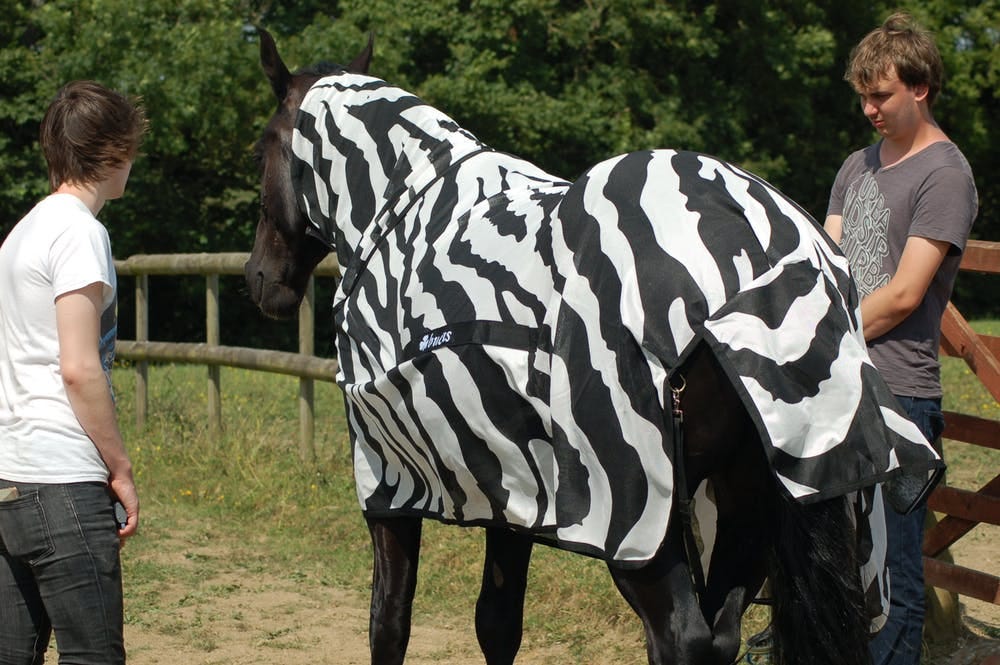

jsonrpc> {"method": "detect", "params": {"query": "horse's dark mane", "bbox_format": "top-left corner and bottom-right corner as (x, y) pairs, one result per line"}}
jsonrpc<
(295, 61), (345, 77)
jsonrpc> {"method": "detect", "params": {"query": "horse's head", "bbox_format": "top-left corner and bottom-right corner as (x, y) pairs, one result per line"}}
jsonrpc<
(245, 28), (372, 319)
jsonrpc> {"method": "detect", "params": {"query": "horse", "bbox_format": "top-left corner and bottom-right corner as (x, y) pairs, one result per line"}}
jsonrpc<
(244, 29), (942, 665)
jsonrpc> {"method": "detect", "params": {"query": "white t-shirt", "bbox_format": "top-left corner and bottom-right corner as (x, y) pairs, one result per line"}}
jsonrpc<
(0, 193), (117, 483)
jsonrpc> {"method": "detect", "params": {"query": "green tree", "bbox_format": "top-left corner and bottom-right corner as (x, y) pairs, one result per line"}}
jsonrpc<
(334, 0), (998, 311)
(0, 0), (51, 226)
(0, 0), (319, 348)
(2, 0), (998, 349)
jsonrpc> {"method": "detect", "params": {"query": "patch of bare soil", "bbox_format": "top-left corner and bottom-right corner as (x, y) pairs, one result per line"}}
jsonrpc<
(118, 523), (996, 664)
(933, 523), (1000, 665)
(125, 578), (481, 665)
(123, 573), (574, 665)
(119, 524), (574, 665)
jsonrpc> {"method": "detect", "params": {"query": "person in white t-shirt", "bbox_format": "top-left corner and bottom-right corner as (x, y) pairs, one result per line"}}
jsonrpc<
(0, 80), (146, 665)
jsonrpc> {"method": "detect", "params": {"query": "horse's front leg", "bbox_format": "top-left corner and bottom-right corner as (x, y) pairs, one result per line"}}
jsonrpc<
(367, 515), (423, 665)
(476, 527), (533, 665)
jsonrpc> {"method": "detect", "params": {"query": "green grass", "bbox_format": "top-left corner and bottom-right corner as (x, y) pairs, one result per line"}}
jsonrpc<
(113, 316), (1000, 662)
(940, 319), (1000, 490)
(114, 363), (648, 661)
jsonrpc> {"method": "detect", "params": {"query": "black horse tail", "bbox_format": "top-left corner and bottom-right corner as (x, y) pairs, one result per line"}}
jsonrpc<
(768, 492), (871, 665)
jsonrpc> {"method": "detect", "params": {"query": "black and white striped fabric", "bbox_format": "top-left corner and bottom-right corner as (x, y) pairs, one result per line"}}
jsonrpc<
(291, 73), (943, 566)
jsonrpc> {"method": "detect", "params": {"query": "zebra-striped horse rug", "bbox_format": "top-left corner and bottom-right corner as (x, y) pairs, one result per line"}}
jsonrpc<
(292, 74), (943, 567)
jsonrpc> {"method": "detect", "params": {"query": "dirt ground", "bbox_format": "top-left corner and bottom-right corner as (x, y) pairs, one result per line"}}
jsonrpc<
(116, 525), (998, 665)
(122, 561), (569, 665)
(932, 524), (1000, 665)
(124, 574), (489, 665)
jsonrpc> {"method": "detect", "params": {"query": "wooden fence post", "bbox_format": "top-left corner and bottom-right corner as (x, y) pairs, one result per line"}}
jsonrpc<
(115, 252), (341, 454)
(299, 277), (316, 461)
(134, 274), (148, 428)
(206, 274), (221, 439)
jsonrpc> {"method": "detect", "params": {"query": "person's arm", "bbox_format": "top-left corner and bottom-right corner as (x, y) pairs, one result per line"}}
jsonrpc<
(858, 236), (950, 341)
(56, 282), (139, 539)
(824, 214), (843, 244)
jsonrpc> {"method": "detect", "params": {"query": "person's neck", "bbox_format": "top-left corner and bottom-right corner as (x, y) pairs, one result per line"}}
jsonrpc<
(880, 115), (948, 168)
(54, 181), (104, 216)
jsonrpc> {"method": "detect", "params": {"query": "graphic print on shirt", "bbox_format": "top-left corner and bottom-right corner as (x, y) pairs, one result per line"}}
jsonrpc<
(100, 294), (117, 388)
(840, 171), (890, 298)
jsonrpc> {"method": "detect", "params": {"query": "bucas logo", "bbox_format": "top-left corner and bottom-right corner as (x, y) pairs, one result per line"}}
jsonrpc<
(418, 330), (453, 352)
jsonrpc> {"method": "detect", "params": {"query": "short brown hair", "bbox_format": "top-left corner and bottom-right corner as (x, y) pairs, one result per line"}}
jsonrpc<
(845, 12), (944, 107)
(40, 81), (148, 191)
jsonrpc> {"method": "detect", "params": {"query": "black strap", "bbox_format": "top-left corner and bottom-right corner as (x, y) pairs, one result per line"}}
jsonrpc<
(671, 375), (707, 599)
(400, 321), (538, 361)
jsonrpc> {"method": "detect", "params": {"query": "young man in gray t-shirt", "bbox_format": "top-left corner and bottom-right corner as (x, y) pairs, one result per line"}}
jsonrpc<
(825, 13), (977, 665)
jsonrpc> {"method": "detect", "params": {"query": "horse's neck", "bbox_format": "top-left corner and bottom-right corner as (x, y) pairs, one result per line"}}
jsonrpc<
(309, 78), (483, 242)
(369, 100), (484, 203)
(386, 129), (483, 207)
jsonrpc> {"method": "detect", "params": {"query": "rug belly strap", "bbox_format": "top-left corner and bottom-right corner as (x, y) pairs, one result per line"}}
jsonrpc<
(400, 321), (539, 362)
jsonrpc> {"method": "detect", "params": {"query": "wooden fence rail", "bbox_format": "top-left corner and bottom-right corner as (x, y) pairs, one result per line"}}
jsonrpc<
(114, 252), (339, 460)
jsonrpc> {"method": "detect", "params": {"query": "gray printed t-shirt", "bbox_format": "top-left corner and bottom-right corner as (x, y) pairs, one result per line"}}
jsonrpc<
(828, 141), (977, 398)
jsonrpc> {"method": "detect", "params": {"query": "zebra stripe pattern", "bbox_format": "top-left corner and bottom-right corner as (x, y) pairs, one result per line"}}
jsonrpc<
(291, 73), (942, 565)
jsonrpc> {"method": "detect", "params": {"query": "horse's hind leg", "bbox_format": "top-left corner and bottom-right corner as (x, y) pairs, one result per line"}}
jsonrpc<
(675, 342), (773, 662)
(695, 428), (774, 659)
(697, 465), (774, 661)
(476, 527), (533, 665)
(367, 515), (422, 665)
(609, 524), (715, 665)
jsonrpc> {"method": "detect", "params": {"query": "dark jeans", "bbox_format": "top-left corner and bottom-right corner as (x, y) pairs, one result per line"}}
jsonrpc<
(869, 396), (944, 665)
(0, 481), (124, 665)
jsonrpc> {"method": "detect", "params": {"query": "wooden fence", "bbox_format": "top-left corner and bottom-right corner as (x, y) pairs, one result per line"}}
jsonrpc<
(115, 245), (999, 605)
(925, 239), (1000, 608)
(114, 252), (339, 460)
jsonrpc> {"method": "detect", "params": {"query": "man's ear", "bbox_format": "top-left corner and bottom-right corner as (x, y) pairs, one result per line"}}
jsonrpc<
(911, 83), (930, 103)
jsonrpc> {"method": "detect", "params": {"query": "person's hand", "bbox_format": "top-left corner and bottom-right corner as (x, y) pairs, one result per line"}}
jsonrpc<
(109, 469), (139, 545)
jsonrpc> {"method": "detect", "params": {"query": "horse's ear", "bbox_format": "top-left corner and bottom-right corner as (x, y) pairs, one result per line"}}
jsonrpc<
(258, 28), (293, 102)
(346, 32), (374, 74)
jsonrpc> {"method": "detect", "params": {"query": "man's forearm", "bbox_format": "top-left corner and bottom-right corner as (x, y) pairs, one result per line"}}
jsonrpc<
(64, 368), (131, 475)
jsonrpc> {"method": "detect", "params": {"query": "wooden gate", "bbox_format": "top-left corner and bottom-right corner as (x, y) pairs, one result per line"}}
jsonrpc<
(924, 239), (1000, 607)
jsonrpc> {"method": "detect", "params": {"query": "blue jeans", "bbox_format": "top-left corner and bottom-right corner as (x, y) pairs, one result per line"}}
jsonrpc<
(0, 481), (124, 665)
(869, 396), (944, 665)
